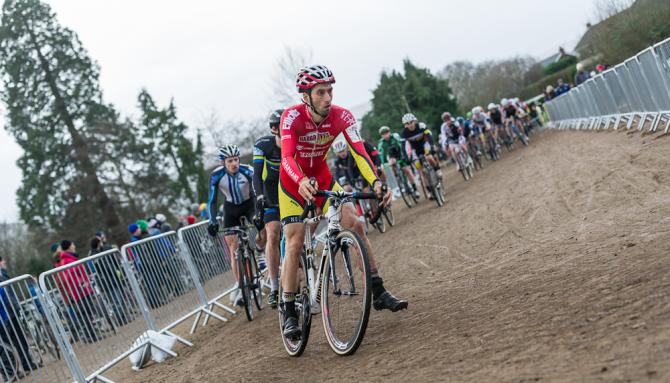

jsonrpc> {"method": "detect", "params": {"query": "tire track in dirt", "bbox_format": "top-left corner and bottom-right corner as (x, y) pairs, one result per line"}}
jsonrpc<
(109, 129), (670, 383)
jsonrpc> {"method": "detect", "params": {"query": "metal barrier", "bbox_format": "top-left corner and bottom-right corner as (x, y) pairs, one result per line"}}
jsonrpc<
(0, 274), (84, 382)
(176, 222), (237, 333)
(545, 35), (670, 133)
(119, 232), (228, 343)
(39, 248), (179, 382)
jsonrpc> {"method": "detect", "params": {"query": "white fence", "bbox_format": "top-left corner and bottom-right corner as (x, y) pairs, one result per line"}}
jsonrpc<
(545, 37), (670, 132)
(4, 221), (238, 382)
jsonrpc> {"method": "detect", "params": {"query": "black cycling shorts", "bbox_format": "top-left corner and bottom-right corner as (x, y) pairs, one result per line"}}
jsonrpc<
(223, 199), (255, 228)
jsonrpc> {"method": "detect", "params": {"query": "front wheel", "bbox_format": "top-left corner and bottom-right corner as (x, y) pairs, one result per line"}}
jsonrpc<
(321, 230), (371, 356)
(248, 248), (264, 311)
(383, 205), (395, 227)
(278, 252), (311, 357)
(238, 247), (254, 321)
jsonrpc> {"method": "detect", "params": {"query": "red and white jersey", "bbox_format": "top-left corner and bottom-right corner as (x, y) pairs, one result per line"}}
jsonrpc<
(280, 103), (378, 187)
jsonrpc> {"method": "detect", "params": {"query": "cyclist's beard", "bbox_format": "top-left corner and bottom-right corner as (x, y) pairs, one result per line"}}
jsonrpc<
(306, 93), (330, 118)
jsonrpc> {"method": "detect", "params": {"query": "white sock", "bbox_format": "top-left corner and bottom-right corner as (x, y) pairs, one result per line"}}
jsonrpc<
(270, 277), (279, 291)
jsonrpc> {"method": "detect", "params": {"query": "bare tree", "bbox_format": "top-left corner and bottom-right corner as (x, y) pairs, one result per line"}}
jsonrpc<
(593, 0), (634, 21)
(270, 46), (313, 107)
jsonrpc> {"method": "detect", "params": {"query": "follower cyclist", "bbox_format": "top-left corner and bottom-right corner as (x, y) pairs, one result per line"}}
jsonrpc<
(206, 145), (256, 307)
(252, 109), (284, 308)
(377, 126), (420, 200)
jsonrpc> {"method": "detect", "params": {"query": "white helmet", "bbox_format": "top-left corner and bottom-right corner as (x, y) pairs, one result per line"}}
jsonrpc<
(471, 106), (482, 115)
(501, 98), (510, 107)
(155, 213), (166, 223)
(332, 141), (347, 153)
(487, 103), (497, 110)
(218, 144), (240, 160)
(401, 113), (417, 124)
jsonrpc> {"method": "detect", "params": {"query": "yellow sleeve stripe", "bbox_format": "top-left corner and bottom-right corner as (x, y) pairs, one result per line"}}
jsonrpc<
(348, 146), (378, 187)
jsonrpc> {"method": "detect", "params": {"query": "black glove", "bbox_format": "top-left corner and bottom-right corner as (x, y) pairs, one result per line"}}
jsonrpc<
(255, 195), (265, 213)
(207, 222), (219, 237)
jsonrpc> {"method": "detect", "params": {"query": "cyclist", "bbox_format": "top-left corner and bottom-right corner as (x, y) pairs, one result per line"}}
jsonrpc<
(206, 144), (256, 306)
(402, 113), (441, 176)
(439, 112), (458, 160)
(470, 106), (490, 154)
(377, 126), (419, 200)
(252, 109), (283, 308)
(280, 65), (407, 339)
(502, 98), (529, 143)
(333, 139), (384, 188)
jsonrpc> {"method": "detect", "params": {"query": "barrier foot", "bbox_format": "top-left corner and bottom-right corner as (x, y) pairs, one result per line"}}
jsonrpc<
(163, 330), (193, 347)
(212, 301), (237, 315)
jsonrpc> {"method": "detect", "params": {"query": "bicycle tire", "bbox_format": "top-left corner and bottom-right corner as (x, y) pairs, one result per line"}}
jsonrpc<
(383, 206), (395, 226)
(397, 171), (414, 208)
(321, 230), (371, 356)
(248, 247), (264, 311)
(279, 251), (311, 357)
(237, 246), (253, 321)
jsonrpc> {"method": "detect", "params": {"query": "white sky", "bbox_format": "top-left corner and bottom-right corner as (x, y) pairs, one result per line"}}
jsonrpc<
(0, 0), (603, 222)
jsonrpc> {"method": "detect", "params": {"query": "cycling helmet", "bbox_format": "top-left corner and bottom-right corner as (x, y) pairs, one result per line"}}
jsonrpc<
(296, 65), (336, 93)
(487, 103), (497, 110)
(441, 111), (452, 120)
(472, 106), (482, 115)
(402, 113), (417, 124)
(466, 111), (473, 119)
(464, 120), (472, 128)
(218, 144), (240, 160)
(501, 98), (510, 107)
(332, 141), (348, 153)
(456, 116), (465, 125)
(268, 109), (284, 128)
(378, 126), (391, 135)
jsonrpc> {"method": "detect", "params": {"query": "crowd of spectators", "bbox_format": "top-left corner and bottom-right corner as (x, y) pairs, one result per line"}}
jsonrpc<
(543, 62), (610, 101)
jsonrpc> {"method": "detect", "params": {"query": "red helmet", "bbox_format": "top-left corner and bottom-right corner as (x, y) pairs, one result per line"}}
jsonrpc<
(296, 65), (335, 92)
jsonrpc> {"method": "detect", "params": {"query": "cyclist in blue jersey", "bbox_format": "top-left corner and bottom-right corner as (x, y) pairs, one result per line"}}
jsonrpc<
(207, 144), (256, 306)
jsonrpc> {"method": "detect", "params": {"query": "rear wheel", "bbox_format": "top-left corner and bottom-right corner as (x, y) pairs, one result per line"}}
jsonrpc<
(322, 230), (371, 356)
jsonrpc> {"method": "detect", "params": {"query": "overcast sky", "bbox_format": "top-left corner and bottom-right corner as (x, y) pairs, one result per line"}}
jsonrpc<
(0, 0), (604, 222)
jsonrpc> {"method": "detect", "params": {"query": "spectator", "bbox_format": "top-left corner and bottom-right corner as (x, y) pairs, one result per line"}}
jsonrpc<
(90, 231), (112, 256)
(54, 240), (99, 343)
(554, 78), (571, 97)
(89, 237), (129, 325)
(596, 63), (605, 73)
(544, 85), (555, 101)
(128, 223), (142, 242)
(0, 257), (39, 376)
(136, 220), (150, 237)
(147, 218), (161, 236)
(186, 215), (196, 226)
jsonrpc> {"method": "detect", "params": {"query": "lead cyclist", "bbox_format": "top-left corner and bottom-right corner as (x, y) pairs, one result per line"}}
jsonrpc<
(279, 65), (408, 339)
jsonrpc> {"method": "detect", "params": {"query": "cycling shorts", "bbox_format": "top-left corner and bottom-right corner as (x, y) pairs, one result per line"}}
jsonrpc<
(223, 199), (255, 229)
(279, 170), (343, 225)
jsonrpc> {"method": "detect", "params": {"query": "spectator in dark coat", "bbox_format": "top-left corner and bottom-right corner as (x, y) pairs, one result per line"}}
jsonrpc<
(0, 257), (39, 375)
(574, 63), (590, 85)
(554, 78), (571, 97)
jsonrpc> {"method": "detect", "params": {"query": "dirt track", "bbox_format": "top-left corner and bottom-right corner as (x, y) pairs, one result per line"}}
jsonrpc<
(110, 129), (670, 382)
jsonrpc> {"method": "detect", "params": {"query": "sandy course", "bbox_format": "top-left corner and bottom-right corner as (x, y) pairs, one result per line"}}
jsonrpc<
(109, 129), (670, 383)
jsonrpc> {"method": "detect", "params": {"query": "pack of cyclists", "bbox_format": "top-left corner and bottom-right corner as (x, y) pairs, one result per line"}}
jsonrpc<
(204, 63), (538, 355)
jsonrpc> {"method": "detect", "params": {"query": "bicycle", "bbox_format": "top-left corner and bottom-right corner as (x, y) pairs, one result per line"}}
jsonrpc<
(484, 129), (501, 161)
(467, 135), (484, 171)
(416, 154), (445, 207)
(279, 185), (382, 356)
(452, 139), (474, 182)
(354, 179), (385, 234)
(389, 160), (418, 209)
(221, 216), (264, 321)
